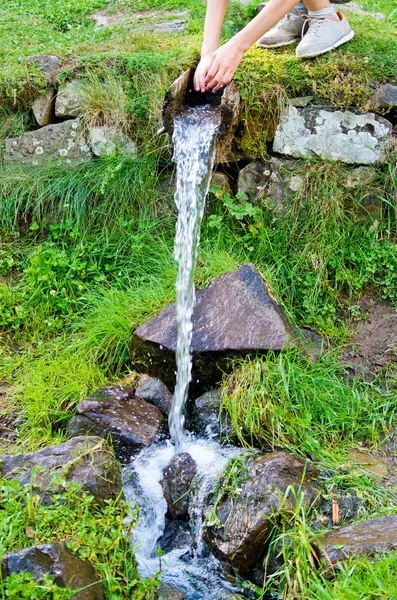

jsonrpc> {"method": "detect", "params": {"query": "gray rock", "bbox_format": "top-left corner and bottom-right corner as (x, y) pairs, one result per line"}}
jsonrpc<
(2, 542), (104, 600)
(161, 453), (198, 520)
(204, 452), (319, 573)
(0, 436), (122, 505)
(157, 582), (185, 600)
(28, 54), (61, 77)
(371, 84), (397, 109)
(190, 390), (234, 441)
(273, 106), (392, 164)
(3, 119), (92, 167)
(149, 19), (187, 33)
(90, 8), (188, 32)
(55, 79), (84, 118)
(32, 88), (56, 127)
(88, 126), (136, 157)
(68, 385), (164, 463)
(237, 159), (271, 202)
(316, 514), (397, 567)
(135, 375), (172, 415)
(130, 264), (295, 392)
(210, 172), (232, 194)
(237, 158), (304, 214)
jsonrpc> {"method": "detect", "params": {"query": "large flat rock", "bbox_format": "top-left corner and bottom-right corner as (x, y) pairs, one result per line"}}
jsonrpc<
(273, 106), (392, 164)
(0, 436), (122, 505)
(317, 514), (397, 567)
(130, 264), (294, 392)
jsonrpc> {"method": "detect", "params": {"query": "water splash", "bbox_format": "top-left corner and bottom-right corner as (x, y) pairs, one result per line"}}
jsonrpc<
(168, 105), (221, 448)
(123, 437), (244, 599)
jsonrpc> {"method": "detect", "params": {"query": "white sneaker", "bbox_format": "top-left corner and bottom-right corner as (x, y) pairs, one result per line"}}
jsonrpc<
(296, 11), (354, 58)
(256, 9), (306, 48)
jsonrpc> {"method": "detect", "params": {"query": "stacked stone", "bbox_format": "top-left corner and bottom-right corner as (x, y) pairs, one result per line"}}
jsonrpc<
(2, 55), (136, 167)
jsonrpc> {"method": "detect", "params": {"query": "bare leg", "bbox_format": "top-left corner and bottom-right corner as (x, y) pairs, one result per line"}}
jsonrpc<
(303, 0), (332, 10)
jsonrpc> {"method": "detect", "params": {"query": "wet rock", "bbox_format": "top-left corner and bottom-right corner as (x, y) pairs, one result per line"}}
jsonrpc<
(0, 385), (20, 452)
(273, 106), (392, 164)
(3, 119), (92, 167)
(204, 451), (319, 573)
(161, 453), (198, 520)
(371, 83), (397, 109)
(55, 79), (84, 118)
(88, 126), (136, 157)
(158, 520), (195, 552)
(68, 385), (164, 463)
(238, 157), (304, 213)
(157, 582), (185, 600)
(0, 436), (122, 505)
(317, 514), (397, 567)
(135, 375), (172, 415)
(2, 542), (104, 599)
(32, 88), (56, 127)
(189, 390), (234, 441)
(131, 264), (295, 392)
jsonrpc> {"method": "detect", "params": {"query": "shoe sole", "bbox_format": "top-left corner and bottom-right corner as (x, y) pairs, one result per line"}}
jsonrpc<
(296, 29), (354, 58)
(256, 37), (300, 49)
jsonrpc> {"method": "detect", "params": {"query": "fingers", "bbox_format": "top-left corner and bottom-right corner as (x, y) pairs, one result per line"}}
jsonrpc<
(193, 68), (206, 93)
(206, 68), (233, 92)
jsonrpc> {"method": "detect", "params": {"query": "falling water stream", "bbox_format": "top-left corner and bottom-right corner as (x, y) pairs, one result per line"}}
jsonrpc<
(168, 105), (221, 448)
(124, 104), (251, 598)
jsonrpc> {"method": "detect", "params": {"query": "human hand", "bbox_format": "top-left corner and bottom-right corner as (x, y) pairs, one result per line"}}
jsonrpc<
(204, 40), (244, 92)
(193, 53), (216, 93)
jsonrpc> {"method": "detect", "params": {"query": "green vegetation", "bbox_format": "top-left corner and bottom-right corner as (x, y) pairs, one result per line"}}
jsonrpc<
(221, 351), (397, 460)
(0, 478), (158, 599)
(1, 0), (396, 597)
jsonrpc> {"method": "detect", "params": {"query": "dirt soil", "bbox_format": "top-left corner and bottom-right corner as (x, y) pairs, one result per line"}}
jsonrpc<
(342, 296), (397, 379)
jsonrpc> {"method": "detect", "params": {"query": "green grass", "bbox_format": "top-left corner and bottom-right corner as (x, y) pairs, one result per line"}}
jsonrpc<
(259, 489), (397, 599)
(0, 478), (158, 599)
(220, 351), (397, 460)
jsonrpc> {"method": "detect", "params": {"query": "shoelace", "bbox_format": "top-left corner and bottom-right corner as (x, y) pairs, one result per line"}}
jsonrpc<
(301, 15), (329, 37)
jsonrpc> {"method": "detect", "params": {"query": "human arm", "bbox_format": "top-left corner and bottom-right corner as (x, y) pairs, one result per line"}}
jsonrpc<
(193, 0), (229, 93)
(202, 0), (300, 92)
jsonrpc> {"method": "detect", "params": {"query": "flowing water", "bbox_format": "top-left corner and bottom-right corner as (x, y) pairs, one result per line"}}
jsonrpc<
(123, 104), (252, 598)
(123, 436), (245, 598)
(168, 105), (221, 448)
